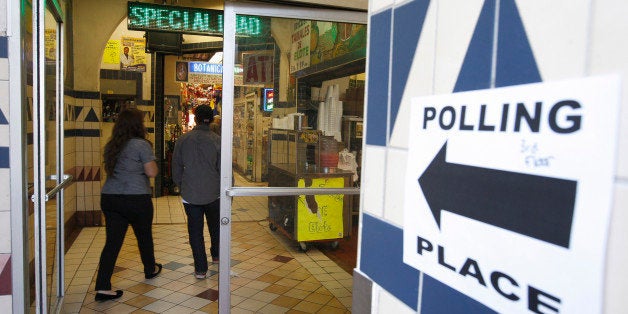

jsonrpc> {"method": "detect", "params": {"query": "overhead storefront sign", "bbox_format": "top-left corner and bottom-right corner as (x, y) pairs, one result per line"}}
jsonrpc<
(290, 20), (310, 73)
(127, 1), (268, 37)
(243, 53), (273, 85)
(176, 61), (243, 85)
(402, 76), (620, 314)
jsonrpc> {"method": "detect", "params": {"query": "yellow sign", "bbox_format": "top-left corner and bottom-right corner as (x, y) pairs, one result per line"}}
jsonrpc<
(297, 177), (344, 241)
(44, 29), (56, 60)
(103, 40), (120, 64)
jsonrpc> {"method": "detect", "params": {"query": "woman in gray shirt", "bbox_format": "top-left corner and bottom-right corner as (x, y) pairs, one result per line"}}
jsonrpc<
(95, 109), (162, 301)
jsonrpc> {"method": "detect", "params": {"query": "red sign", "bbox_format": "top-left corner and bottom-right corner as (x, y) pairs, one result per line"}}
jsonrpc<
(243, 53), (273, 85)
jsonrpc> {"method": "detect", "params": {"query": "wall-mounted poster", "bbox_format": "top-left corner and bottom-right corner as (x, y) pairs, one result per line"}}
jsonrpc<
(290, 20), (310, 73)
(44, 29), (56, 61)
(103, 40), (121, 64)
(175, 61), (189, 82)
(121, 37), (146, 72)
(243, 52), (273, 85)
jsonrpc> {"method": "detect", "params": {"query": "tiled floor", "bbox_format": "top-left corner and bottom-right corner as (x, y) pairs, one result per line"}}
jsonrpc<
(61, 173), (353, 313)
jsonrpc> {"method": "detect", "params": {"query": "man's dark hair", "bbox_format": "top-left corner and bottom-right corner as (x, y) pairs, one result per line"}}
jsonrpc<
(194, 105), (213, 125)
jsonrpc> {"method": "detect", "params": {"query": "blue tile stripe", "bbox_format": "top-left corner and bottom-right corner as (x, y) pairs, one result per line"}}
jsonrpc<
(454, 0), (496, 92)
(421, 274), (497, 314)
(360, 213), (420, 310)
(366, 10), (392, 146)
(0, 109), (7, 125)
(495, 0), (541, 87)
(455, 0), (541, 93)
(0, 147), (8, 168)
(0, 37), (7, 58)
(390, 0), (431, 133)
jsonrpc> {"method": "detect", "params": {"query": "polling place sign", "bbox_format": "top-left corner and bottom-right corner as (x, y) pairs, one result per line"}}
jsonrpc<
(403, 76), (620, 313)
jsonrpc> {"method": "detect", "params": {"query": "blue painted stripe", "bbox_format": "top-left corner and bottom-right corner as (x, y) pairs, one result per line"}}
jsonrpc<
(421, 274), (497, 314)
(366, 10), (391, 146)
(495, 0), (542, 87)
(0, 37), (7, 58)
(453, 0), (495, 92)
(0, 147), (8, 168)
(390, 0), (431, 133)
(360, 213), (420, 310)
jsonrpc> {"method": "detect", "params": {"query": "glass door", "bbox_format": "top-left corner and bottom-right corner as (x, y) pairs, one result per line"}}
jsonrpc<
(32, 0), (70, 312)
(221, 2), (365, 312)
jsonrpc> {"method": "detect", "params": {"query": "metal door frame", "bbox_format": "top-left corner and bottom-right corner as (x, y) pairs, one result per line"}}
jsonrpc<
(221, 2), (365, 312)
(32, 0), (71, 312)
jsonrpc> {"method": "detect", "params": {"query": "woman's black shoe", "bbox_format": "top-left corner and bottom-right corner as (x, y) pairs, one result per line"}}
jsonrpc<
(145, 263), (162, 279)
(95, 290), (123, 302)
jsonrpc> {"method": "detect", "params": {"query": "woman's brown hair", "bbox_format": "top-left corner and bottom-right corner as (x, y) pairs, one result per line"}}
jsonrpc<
(103, 108), (150, 176)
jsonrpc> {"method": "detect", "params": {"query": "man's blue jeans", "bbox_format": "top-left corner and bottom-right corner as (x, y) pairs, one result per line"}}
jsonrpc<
(183, 199), (220, 273)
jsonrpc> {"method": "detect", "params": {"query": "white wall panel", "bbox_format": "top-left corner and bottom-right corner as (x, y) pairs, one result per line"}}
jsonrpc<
(604, 182), (628, 312)
(589, 0), (628, 179)
(384, 147), (408, 225)
(389, 1), (437, 148)
(0, 169), (7, 212)
(376, 282), (415, 314)
(516, 0), (590, 81)
(0, 296), (11, 313)
(0, 59), (7, 80)
(0, 212), (10, 252)
(362, 145), (387, 218)
(433, 0), (484, 94)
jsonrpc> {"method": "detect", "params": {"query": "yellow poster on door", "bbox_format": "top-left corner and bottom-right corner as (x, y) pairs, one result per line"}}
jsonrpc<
(297, 177), (344, 241)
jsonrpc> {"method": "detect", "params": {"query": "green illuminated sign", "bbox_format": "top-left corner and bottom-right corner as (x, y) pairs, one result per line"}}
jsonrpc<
(127, 2), (266, 36)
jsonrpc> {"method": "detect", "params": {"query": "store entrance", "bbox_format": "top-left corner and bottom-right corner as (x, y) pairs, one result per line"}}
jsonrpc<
(220, 1), (366, 312)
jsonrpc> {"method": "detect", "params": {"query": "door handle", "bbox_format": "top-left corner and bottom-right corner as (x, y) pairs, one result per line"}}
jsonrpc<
(43, 174), (73, 202)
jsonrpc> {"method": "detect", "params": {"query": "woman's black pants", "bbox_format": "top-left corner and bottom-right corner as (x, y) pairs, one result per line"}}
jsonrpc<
(95, 194), (155, 290)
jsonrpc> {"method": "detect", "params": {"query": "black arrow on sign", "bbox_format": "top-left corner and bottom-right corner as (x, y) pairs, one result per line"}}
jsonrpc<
(418, 142), (576, 248)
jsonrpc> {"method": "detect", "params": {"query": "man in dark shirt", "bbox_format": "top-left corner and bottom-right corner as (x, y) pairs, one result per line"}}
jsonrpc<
(172, 105), (221, 279)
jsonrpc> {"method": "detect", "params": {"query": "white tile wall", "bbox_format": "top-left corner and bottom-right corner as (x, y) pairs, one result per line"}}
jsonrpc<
(0, 211), (11, 253)
(374, 283), (415, 314)
(389, 1), (437, 149)
(0, 58), (7, 80)
(361, 145), (386, 218)
(0, 169), (7, 211)
(433, 0), (484, 94)
(517, 1), (590, 80)
(0, 296), (12, 313)
(383, 147), (408, 226)
(0, 80), (8, 147)
(604, 181), (628, 313)
(589, 0), (628, 178)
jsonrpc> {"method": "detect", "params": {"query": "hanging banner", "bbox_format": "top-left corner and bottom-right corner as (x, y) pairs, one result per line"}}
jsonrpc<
(103, 40), (121, 64)
(290, 20), (311, 73)
(121, 37), (146, 72)
(243, 52), (273, 85)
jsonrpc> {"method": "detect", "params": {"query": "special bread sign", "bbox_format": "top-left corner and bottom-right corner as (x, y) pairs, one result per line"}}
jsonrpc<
(403, 76), (620, 313)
